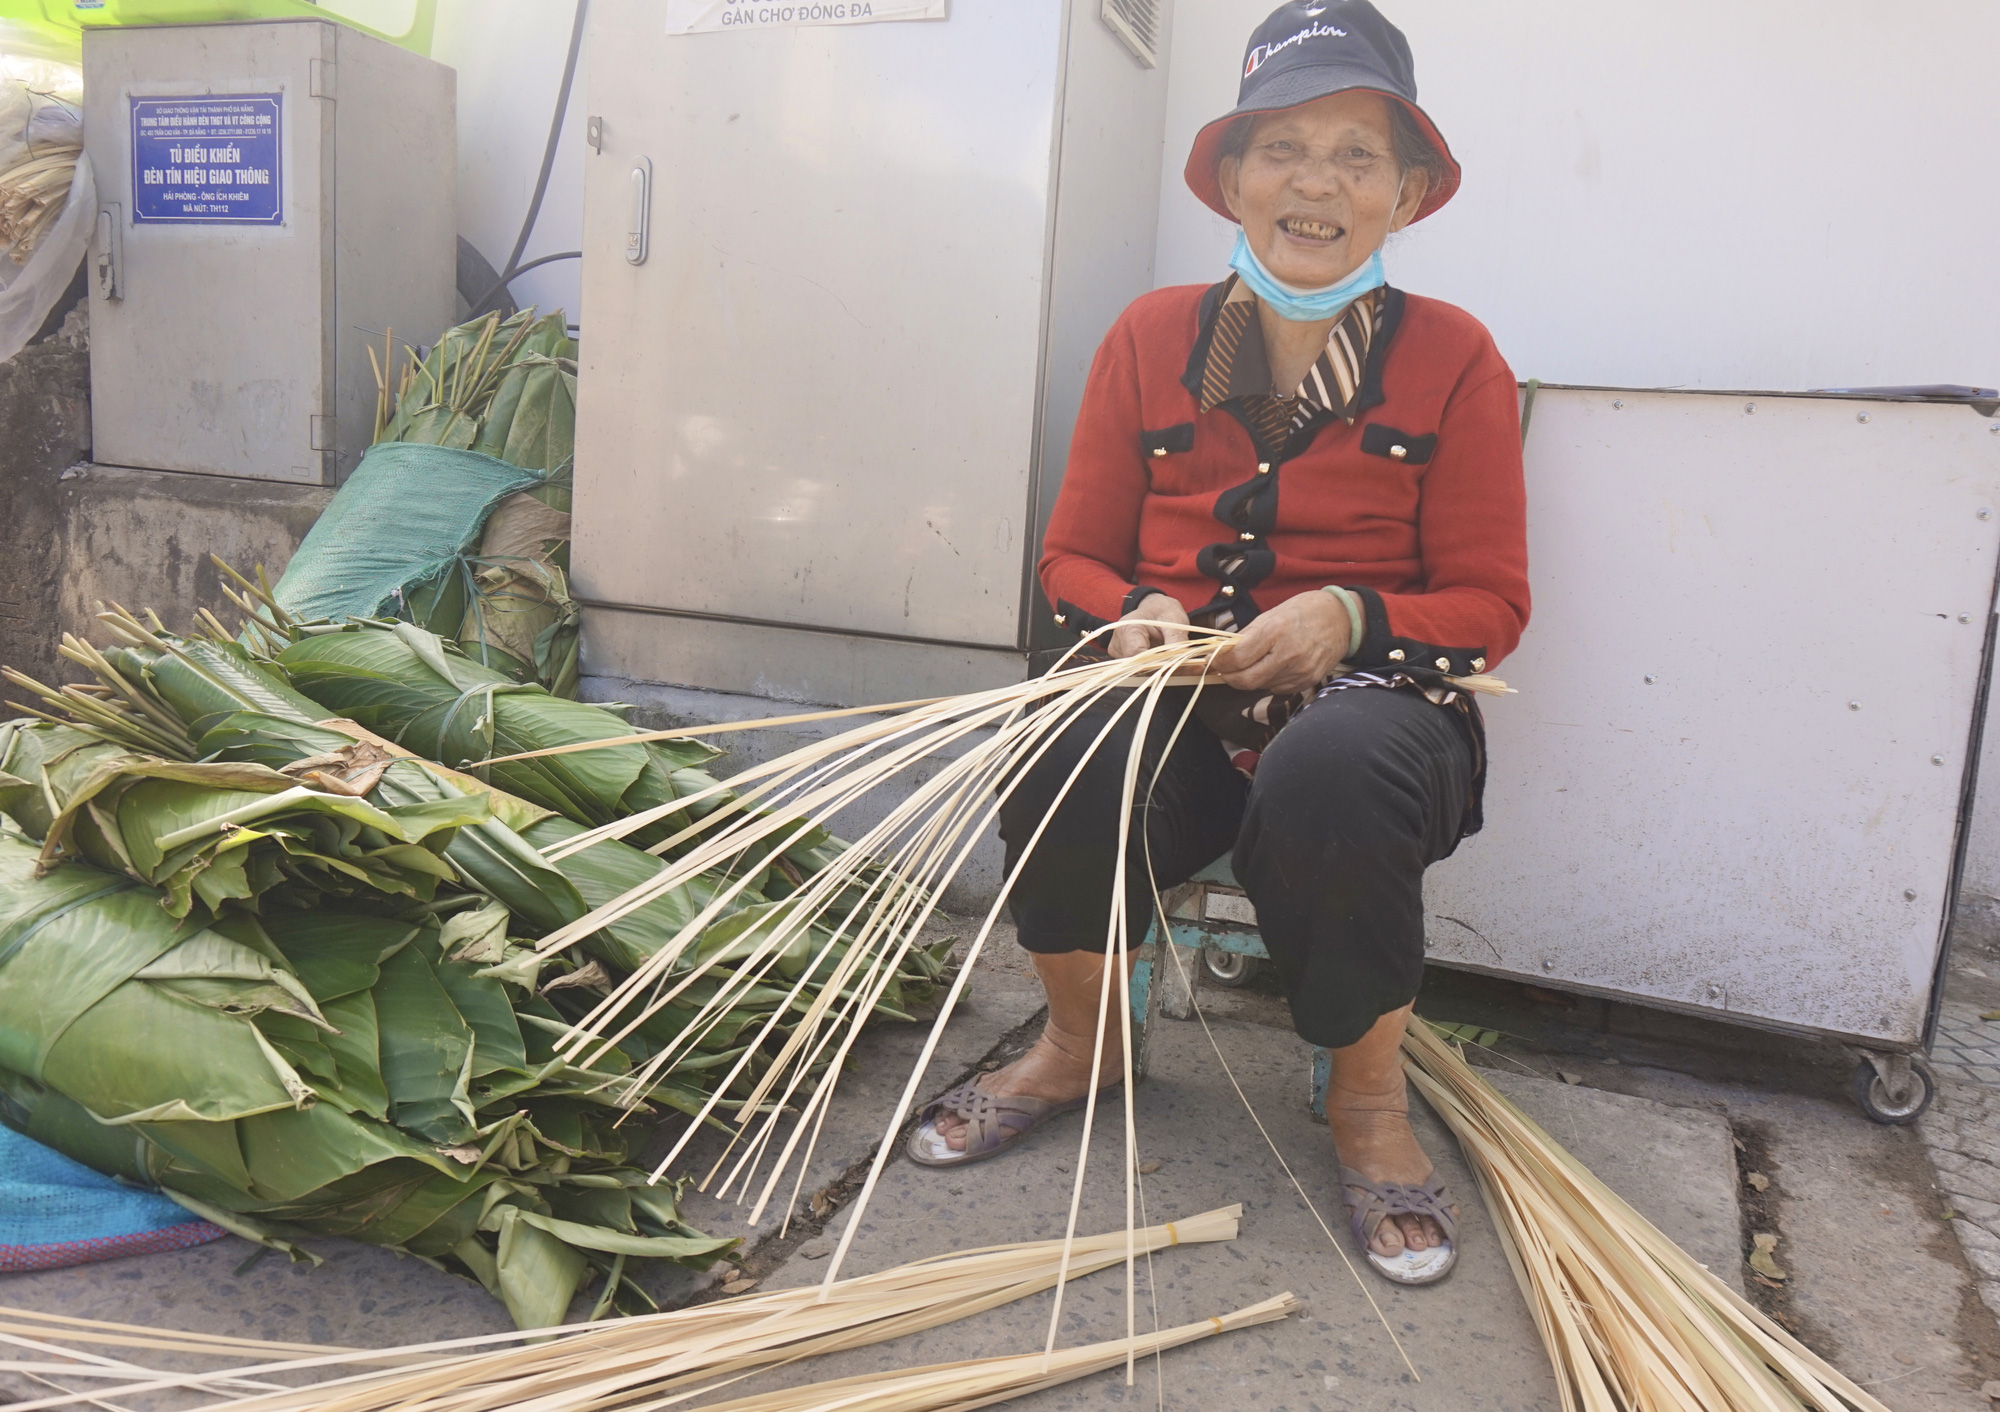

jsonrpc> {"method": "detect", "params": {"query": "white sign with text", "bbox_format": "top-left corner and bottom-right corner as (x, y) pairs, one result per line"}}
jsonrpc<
(665, 0), (946, 34)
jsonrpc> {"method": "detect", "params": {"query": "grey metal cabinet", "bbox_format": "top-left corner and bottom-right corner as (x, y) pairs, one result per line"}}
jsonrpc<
(84, 20), (455, 485)
(573, 0), (1174, 705)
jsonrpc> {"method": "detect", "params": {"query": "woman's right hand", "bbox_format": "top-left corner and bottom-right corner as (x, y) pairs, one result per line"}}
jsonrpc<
(1108, 593), (1190, 658)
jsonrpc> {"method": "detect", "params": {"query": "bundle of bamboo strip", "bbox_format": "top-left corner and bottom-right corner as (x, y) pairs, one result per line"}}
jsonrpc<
(686, 1294), (1299, 1412)
(0, 1207), (1253, 1412)
(460, 627), (1507, 1383)
(1401, 1020), (1888, 1412)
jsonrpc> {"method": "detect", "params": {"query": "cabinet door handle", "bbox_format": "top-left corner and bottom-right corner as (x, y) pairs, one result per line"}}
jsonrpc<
(626, 157), (651, 266)
(95, 205), (123, 301)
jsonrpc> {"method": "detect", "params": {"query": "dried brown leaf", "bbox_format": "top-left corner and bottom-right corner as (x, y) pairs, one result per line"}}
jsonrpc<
(1748, 1231), (1786, 1281)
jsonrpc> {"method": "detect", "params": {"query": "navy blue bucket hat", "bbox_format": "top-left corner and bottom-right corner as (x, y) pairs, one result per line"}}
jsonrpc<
(1185, 0), (1461, 224)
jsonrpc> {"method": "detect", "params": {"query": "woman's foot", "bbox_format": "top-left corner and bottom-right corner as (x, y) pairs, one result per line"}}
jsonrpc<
(932, 949), (1131, 1154)
(1321, 1004), (1458, 1265)
(931, 1029), (1121, 1152)
(1325, 1096), (1453, 1258)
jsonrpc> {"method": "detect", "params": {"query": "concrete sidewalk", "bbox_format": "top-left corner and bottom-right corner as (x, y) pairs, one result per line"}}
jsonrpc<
(0, 933), (1755, 1412)
(708, 1010), (1741, 1411)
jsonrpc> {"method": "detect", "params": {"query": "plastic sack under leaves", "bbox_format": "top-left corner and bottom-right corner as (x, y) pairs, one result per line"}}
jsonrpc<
(275, 307), (580, 695)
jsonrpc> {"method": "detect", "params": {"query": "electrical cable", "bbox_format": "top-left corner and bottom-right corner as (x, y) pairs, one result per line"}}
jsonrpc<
(470, 0), (588, 318)
(469, 251), (581, 317)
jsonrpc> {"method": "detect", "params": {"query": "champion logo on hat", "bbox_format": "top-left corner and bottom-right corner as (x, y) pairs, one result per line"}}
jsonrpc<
(1245, 21), (1349, 78)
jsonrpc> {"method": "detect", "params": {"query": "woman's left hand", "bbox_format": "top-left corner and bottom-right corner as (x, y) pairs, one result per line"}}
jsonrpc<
(1213, 591), (1352, 694)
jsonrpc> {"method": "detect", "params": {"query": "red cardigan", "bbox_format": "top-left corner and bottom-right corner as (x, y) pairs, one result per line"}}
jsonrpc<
(1039, 283), (1531, 677)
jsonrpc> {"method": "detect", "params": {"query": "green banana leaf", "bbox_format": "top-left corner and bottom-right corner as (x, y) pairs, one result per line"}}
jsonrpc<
(0, 834), (315, 1122)
(2, 724), (488, 919)
(0, 833), (736, 1328)
(275, 622), (726, 838)
(0, 605), (950, 1329)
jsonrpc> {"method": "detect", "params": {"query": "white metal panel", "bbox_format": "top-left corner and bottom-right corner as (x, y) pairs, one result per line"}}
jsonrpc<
(574, 0), (1065, 646)
(1424, 389), (2000, 1045)
(1963, 696), (2000, 911)
(1151, 0), (2000, 393)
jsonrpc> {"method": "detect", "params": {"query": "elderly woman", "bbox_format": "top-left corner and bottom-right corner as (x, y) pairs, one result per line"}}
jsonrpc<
(909, 0), (1529, 1287)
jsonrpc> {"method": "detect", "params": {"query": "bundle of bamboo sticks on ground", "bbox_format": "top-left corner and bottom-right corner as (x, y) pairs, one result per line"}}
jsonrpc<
(0, 1207), (1289, 1412)
(1402, 1020), (1888, 1412)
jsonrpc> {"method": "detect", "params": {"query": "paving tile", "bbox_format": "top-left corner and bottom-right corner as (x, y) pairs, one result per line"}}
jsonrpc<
(1945, 1193), (2000, 1225)
(1942, 1167), (2000, 1206)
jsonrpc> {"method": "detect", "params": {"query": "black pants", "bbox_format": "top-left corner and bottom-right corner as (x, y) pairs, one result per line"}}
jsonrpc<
(997, 686), (1476, 1050)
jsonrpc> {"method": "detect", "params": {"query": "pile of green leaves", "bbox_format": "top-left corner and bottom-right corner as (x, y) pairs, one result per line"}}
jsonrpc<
(0, 829), (731, 1330)
(0, 608), (949, 1329)
(356, 306), (580, 695)
(2, 724), (482, 917)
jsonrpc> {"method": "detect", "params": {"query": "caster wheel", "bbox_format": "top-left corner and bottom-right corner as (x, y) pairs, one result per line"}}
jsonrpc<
(1202, 946), (1262, 988)
(1850, 1056), (1935, 1124)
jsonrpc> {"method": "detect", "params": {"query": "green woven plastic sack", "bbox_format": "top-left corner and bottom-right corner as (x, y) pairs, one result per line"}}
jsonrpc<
(273, 443), (545, 625)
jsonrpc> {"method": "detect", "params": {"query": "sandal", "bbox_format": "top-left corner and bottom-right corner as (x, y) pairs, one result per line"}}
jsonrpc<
(1339, 1165), (1459, 1286)
(905, 1079), (1112, 1168)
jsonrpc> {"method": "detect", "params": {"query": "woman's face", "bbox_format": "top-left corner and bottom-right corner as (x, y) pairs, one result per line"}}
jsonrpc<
(1219, 91), (1426, 290)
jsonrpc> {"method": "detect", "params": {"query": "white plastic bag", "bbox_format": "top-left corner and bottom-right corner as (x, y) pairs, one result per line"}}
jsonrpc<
(0, 149), (92, 365)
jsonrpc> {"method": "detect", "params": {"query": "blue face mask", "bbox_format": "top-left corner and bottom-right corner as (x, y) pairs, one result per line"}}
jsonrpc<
(1229, 231), (1386, 322)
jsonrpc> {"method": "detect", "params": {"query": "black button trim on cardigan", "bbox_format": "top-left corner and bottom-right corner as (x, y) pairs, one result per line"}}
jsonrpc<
(1052, 598), (1110, 636)
(1171, 283), (1414, 631)
(1195, 543), (1276, 584)
(1360, 423), (1437, 464)
(1343, 585), (1486, 679)
(1212, 474), (1278, 535)
(1121, 583), (1175, 616)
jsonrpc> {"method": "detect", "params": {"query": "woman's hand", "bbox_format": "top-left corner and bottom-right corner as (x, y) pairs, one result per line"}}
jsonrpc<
(1213, 590), (1351, 693)
(1108, 593), (1189, 658)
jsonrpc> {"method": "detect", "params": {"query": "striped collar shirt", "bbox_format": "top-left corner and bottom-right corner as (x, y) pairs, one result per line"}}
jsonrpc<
(1196, 275), (1385, 458)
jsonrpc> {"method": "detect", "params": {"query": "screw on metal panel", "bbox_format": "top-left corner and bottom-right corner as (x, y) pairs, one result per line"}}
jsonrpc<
(1541, 958), (1555, 972)
(1905, 888), (1918, 901)
(1982, 509), (1994, 521)
(1644, 674), (1657, 684)
(1857, 412), (1871, 423)
(1848, 700), (1861, 710)
(1611, 399), (1624, 410)
(1744, 402), (1756, 414)
(1706, 984), (1722, 999)
(1933, 754), (1946, 765)
(1961, 613), (1974, 623)
(1990, 422), (1999, 433)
